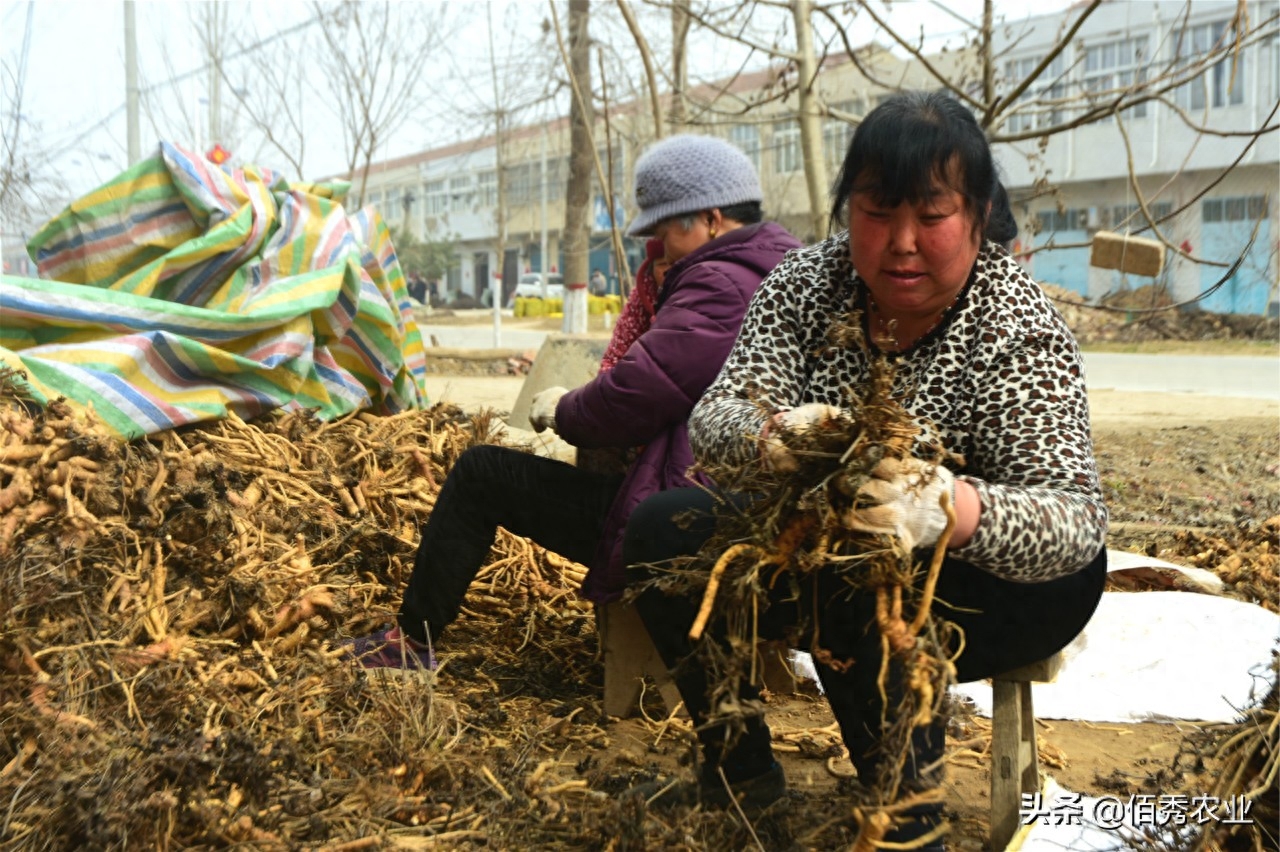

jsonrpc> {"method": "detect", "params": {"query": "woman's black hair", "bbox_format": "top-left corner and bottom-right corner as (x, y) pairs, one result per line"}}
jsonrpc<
(986, 180), (1018, 248)
(829, 90), (996, 238)
(717, 200), (764, 225)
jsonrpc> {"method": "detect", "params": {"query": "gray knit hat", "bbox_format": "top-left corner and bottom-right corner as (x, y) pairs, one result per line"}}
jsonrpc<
(627, 134), (763, 237)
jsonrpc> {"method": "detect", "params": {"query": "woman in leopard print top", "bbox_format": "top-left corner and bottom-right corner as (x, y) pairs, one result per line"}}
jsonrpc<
(690, 231), (1107, 583)
(622, 92), (1108, 847)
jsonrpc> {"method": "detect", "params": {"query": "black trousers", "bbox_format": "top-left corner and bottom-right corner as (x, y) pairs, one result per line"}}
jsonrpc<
(625, 486), (1106, 800)
(397, 445), (624, 644)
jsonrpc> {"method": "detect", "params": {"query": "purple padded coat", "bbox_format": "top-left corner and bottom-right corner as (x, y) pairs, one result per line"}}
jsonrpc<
(553, 221), (801, 603)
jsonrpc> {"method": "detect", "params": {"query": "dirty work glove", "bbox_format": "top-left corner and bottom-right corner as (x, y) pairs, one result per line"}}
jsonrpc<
(845, 456), (956, 551)
(761, 403), (847, 474)
(529, 386), (569, 433)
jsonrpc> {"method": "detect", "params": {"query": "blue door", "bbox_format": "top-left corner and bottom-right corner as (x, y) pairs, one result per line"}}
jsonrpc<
(1031, 230), (1091, 296)
(1200, 216), (1272, 315)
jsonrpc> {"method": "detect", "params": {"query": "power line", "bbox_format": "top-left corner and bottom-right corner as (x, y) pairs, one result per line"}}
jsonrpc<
(42, 9), (328, 164)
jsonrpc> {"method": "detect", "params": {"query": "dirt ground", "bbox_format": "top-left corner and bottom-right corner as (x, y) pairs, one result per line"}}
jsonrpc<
(420, 358), (1278, 850)
(4, 309), (1273, 850)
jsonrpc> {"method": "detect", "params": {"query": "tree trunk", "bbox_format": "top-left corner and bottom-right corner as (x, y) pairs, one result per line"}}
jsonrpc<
(792, 0), (828, 241)
(669, 0), (691, 128)
(562, 0), (593, 334)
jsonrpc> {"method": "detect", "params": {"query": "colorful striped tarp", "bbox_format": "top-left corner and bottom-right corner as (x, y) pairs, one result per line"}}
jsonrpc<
(0, 142), (427, 439)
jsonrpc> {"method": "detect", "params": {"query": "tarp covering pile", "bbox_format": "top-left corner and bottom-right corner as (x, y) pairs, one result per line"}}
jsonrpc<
(0, 142), (428, 439)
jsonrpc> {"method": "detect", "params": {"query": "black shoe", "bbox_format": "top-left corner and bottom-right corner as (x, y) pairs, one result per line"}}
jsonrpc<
(631, 762), (788, 813)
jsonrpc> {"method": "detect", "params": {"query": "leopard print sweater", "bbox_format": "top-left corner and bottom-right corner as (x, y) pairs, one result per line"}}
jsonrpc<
(689, 231), (1108, 582)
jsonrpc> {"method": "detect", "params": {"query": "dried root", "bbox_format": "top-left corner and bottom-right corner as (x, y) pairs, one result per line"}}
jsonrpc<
(0, 372), (598, 848)
(850, 788), (949, 852)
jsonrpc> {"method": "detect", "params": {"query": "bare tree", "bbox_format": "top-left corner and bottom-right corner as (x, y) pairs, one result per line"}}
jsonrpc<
(669, 0), (692, 127)
(212, 12), (322, 176)
(0, 2), (66, 240)
(555, 0), (595, 333)
(443, 3), (560, 306)
(642, 0), (1278, 300)
(132, 5), (330, 177)
(617, 0), (665, 137)
(312, 1), (448, 206)
(790, 0), (827, 239)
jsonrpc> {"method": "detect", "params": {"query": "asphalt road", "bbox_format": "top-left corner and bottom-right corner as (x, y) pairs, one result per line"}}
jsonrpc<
(418, 317), (556, 352)
(1083, 353), (1279, 400)
(421, 315), (1280, 401)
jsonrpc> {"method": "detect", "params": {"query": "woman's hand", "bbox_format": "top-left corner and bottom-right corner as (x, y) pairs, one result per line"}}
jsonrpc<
(529, 386), (569, 433)
(844, 456), (957, 551)
(759, 403), (848, 473)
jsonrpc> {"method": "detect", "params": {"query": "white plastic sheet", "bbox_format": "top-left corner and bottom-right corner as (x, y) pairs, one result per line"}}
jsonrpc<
(952, 590), (1278, 723)
(791, 588), (1278, 723)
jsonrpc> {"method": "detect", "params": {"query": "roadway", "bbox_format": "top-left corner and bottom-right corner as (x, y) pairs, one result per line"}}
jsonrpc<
(420, 315), (1280, 401)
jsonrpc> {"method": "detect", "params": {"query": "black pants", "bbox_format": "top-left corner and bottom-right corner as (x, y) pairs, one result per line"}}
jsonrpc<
(397, 445), (624, 644)
(626, 487), (1105, 822)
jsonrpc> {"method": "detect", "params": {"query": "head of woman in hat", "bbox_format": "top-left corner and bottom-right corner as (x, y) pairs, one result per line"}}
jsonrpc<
(627, 135), (767, 267)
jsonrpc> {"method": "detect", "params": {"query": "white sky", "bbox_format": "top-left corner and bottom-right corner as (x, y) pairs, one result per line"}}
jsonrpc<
(1, 0), (1074, 231)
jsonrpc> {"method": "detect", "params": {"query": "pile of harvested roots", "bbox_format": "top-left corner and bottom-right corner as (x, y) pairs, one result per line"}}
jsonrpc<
(1155, 653), (1279, 852)
(0, 372), (606, 849)
(641, 318), (961, 850)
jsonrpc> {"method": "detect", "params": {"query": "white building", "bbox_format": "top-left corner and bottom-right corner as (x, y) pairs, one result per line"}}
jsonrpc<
(351, 2), (1278, 315)
(992, 0), (1279, 315)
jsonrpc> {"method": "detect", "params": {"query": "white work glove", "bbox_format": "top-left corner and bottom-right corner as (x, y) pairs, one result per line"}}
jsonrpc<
(761, 403), (848, 474)
(529, 386), (569, 433)
(845, 456), (956, 551)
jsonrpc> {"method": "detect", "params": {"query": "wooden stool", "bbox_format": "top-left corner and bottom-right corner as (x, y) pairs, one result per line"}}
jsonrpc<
(989, 652), (1064, 851)
(596, 600), (798, 718)
(597, 600), (684, 718)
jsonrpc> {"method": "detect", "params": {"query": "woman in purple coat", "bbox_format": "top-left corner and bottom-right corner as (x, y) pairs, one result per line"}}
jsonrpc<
(349, 135), (801, 671)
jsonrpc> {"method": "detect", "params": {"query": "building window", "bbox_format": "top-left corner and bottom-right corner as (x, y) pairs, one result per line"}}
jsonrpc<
(478, 170), (497, 208)
(449, 176), (472, 210)
(545, 157), (566, 201)
(772, 120), (801, 174)
(385, 188), (403, 222)
(1176, 20), (1246, 110)
(728, 124), (760, 173)
(425, 179), (447, 215)
(1035, 208), (1089, 233)
(1003, 54), (1067, 133)
(506, 162), (533, 206)
(1083, 36), (1148, 118)
(823, 99), (860, 173)
(1203, 195), (1267, 223)
(1110, 201), (1173, 230)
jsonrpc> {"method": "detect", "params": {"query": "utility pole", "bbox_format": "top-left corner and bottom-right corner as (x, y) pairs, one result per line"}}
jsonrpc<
(540, 126), (549, 297)
(209, 18), (222, 147)
(124, 0), (140, 164)
(486, 4), (507, 346)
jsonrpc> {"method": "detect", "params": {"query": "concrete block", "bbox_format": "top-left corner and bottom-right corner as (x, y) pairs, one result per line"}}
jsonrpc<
(507, 333), (610, 430)
(1089, 231), (1165, 278)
